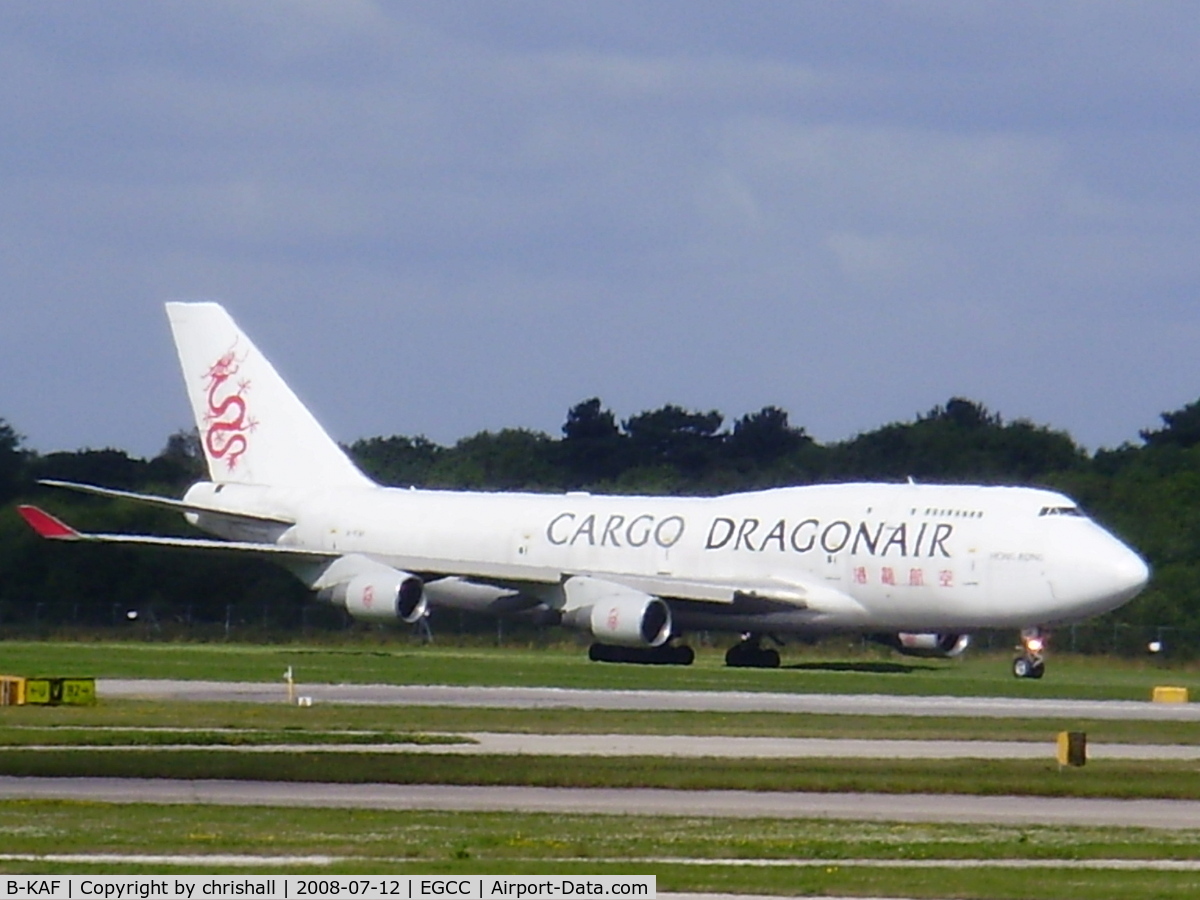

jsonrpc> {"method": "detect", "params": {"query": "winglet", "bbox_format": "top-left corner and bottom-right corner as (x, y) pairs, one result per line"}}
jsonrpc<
(17, 506), (83, 540)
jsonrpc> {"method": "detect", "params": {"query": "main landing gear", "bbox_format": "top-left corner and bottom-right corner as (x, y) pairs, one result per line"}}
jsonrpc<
(1012, 627), (1047, 679)
(588, 642), (695, 665)
(725, 633), (781, 668)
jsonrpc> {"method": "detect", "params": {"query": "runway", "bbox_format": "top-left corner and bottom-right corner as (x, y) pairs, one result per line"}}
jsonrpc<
(42, 733), (1200, 760)
(99, 678), (1200, 721)
(437, 733), (1200, 759)
(2, 777), (1198, 830)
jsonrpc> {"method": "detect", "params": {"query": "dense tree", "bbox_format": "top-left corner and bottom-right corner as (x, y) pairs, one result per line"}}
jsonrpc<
(350, 434), (444, 486)
(6, 392), (1200, 651)
(921, 397), (1002, 430)
(830, 397), (1085, 482)
(437, 429), (559, 490)
(0, 418), (26, 504)
(560, 398), (626, 485)
(726, 406), (811, 466)
(623, 404), (724, 477)
(146, 428), (207, 488)
(1140, 399), (1200, 449)
(31, 448), (149, 491)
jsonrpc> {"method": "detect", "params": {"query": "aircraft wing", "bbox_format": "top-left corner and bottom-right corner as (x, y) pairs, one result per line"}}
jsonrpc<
(590, 573), (806, 606)
(16, 505), (564, 583)
(18, 505), (822, 609)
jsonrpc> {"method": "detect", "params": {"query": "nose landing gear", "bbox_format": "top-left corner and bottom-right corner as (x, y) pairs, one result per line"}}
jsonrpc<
(1013, 628), (1047, 679)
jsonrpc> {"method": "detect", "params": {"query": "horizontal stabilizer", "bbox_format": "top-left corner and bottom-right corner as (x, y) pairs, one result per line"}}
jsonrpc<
(17, 506), (81, 540)
(38, 479), (295, 526)
(18, 503), (334, 560)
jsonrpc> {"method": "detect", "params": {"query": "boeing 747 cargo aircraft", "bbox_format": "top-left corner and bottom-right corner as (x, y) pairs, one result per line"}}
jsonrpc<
(20, 303), (1150, 678)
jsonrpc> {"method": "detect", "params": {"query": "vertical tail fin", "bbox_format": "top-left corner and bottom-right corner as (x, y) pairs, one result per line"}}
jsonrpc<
(166, 302), (373, 488)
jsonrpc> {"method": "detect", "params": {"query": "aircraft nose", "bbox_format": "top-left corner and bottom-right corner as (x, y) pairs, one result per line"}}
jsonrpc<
(1111, 544), (1151, 601)
(1049, 530), (1149, 618)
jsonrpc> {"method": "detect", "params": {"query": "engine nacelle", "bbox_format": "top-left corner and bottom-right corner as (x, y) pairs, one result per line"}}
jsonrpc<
(889, 632), (972, 658)
(587, 595), (672, 648)
(560, 576), (672, 648)
(324, 570), (427, 625)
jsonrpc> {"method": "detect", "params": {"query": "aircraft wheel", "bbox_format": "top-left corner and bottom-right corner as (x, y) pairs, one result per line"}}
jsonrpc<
(671, 644), (696, 666)
(590, 642), (694, 665)
(726, 642), (780, 668)
(1012, 656), (1031, 678)
(1029, 660), (1046, 679)
(725, 642), (752, 667)
(589, 643), (617, 663)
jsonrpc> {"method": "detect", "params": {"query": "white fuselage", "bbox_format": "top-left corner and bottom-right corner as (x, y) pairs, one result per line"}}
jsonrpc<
(185, 480), (1149, 635)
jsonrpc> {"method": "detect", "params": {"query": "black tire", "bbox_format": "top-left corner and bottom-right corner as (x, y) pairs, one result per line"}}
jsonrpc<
(726, 643), (780, 668)
(590, 642), (694, 665)
(670, 645), (696, 666)
(725, 643), (749, 667)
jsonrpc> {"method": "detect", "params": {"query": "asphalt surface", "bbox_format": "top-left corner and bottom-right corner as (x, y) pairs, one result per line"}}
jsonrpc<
(44, 733), (1200, 760)
(439, 733), (1200, 759)
(99, 679), (1200, 721)
(2, 777), (1198, 830)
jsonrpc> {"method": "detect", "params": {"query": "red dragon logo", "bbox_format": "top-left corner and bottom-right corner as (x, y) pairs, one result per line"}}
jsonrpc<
(202, 344), (257, 472)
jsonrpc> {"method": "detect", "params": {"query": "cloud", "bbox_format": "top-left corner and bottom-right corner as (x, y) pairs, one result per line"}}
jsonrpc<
(2, 2), (1200, 455)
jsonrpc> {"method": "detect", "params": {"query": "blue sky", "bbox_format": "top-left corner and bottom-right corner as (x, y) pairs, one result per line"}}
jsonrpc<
(3, 1), (1199, 458)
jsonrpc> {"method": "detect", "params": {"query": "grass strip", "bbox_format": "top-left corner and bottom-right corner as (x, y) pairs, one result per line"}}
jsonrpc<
(0, 804), (1197, 896)
(0, 803), (1196, 860)
(2, 750), (1199, 799)
(5, 699), (1200, 746)
(2, 860), (1197, 899)
(0, 729), (468, 747)
(2, 639), (1198, 700)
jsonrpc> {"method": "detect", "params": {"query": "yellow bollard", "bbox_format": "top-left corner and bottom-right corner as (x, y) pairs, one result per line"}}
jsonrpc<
(0, 676), (26, 706)
(1152, 686), (1189, 704)
(1056, 731), (1086, 767)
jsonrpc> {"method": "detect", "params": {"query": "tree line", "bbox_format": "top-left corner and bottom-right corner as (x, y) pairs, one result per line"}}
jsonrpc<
(2, 396), (1200, 651)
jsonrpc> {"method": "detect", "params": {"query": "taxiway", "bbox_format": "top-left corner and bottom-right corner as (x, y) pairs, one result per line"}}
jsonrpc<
(99, 679), (1200, 721)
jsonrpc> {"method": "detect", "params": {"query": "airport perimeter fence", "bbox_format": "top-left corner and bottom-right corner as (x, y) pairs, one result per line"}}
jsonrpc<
(2, 603), (1200, 660)
(961, 623), (1200, 660)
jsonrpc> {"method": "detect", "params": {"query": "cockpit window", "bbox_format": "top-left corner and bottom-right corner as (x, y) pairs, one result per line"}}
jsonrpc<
(1039, 506), (1085, 517)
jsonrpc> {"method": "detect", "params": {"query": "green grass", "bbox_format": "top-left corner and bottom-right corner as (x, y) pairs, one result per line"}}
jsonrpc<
(0, 726), (469, 747)
(0, 804), (1198, 898)
(1, 697), (1197, 801)
(1, 639), (1199, 895)
(3, 698), (1200, 745)
(1, 639), (1198, 700)
(1, 749), (1199, 798)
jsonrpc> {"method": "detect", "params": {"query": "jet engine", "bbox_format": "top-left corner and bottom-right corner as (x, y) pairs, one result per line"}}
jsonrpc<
(882, 632), (972, 658)
(586, 594), (672, 647)
(560, 576), (673, 648)
(321, 569), (427, 625)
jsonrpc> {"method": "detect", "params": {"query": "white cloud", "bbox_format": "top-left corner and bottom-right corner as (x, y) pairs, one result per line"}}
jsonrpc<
(3, 2), (1200, 455)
